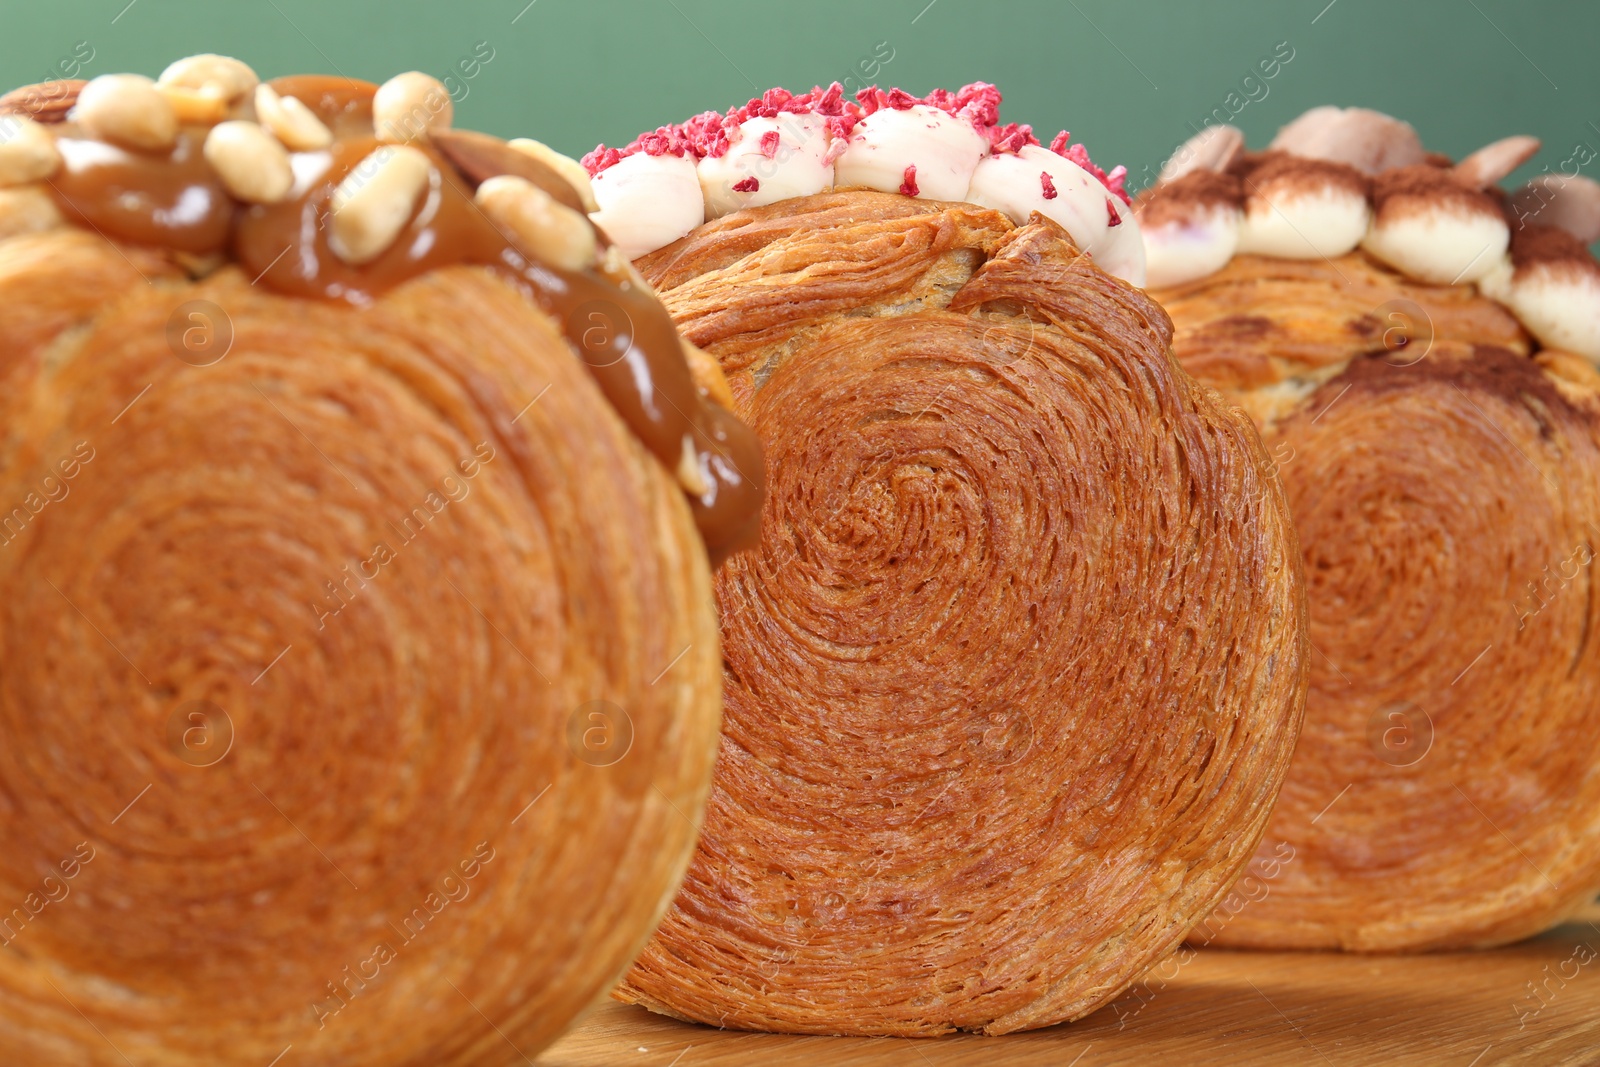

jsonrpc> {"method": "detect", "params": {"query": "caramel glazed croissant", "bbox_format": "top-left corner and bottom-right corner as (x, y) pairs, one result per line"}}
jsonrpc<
(0, 60), (765, 1066)
(1137, 109), (1600, 951)
(580, 83), (1309, 1036)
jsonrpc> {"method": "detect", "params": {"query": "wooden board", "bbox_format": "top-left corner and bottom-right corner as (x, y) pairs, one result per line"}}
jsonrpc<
(540, 902), (1600, 1066)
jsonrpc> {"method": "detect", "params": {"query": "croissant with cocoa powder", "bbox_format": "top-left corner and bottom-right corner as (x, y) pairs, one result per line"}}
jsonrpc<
(0, 60), (760, 1066)
(1140, 109), (1600, 951)
(584, 83), (1308, 1037)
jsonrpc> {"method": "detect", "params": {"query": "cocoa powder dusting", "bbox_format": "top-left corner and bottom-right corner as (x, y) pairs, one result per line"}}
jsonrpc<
(1511, 223), (1600, 282)
(1239, 152), (1369, 199)
(1370, 164), (1500, 222)
(1136, 170), (1244, 227)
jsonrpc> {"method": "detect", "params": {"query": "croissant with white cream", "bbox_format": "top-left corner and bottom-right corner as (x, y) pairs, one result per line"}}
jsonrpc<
(583, 84), (1308, 1035)
(1139, 108), (1600, 951)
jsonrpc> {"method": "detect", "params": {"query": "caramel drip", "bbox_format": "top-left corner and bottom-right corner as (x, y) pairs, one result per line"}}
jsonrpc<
(51, 128), (232, 254)
(33, 77), (761, 561)
(266, 74), (379, 136)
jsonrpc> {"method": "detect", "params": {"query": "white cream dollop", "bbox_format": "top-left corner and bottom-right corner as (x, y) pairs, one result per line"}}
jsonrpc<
(1505, 265), (1600, 362)
(1361, 203), (1508, 285)
(1141, 204), (1243, 289)
(697, 113), (835, 219)
(833, 104), (986, 201)
(589, 151), (705, 260)
(1089, 202), (1145, 287)
(1236, 178), (1369, 259)
(966, 145), (1111, 257)
(1476, 254), (1515, 305)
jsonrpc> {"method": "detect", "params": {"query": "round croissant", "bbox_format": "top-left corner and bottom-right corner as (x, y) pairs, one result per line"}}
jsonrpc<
(613, 190), (1308, 1035)
(0, 66), (745, 1066)
(1140, 110), (1600, 949)
(1154, 251), (1600, 951)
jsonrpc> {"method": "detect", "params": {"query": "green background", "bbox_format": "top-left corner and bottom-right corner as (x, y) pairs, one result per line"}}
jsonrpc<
(2, 0), (1596, 198)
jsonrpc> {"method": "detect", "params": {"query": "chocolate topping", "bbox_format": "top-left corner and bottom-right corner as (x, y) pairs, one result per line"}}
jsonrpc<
(1370, 164), (1501, 222)
(5, 75), (762, 563)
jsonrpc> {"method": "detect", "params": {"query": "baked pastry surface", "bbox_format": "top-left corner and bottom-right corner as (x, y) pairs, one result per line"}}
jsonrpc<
(1157, 253), (1600, 951)
(0, 63), (749, 1065)
(1140, 109), (1600, 951)
(615, 191), (1308, 1035)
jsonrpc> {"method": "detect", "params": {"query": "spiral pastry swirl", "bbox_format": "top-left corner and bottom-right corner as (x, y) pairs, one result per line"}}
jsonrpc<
(0, 242), (723, 1065)
(615, 191), (1308, 1035)
(1156, 253), (1600, 950)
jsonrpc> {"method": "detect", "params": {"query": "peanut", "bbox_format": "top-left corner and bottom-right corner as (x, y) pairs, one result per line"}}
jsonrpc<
(373, 72), (453, 144)
(328, 145), (431, 265)
(158, 54), (259, 103)
(155, 83), (229, 125)
(0, 115), (61, 186)
(676, 437), (711, 497)
(508, 137), (599, 212)
(476, 174), (597, 272)
(0, 185), (63, 240)
(204, 121), (294, 204)
(72, 74), (178, 153)
(253, 84), (332, 152)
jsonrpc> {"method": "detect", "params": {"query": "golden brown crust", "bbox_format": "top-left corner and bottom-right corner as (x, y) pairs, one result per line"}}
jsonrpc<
(0, 233), (724, 1065)
(0, 229), (178, 391)
(616, 191), (1308, 1035)
(1154, 253), (1528, 426)
(1154, 255), (1600, 952)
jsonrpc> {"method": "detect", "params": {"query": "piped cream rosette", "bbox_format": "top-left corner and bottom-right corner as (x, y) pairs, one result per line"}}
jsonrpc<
(1137, 107), (1600, 362)
(577, 84), (1146, 287)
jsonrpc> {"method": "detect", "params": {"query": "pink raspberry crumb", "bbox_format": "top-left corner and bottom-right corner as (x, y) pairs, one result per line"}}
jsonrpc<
(580, 144), (625, 176)
(733, 176), (760, 193)
(987, 122), (1039, 154)
(1050, 130), (1131, 205)
(899, 164), (919, 197)
(581, 83), (1134, 210)
(1106, 198), (1122, 226)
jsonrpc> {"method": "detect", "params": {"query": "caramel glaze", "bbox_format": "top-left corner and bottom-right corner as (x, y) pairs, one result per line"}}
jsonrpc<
(35, 75), (762, 562)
